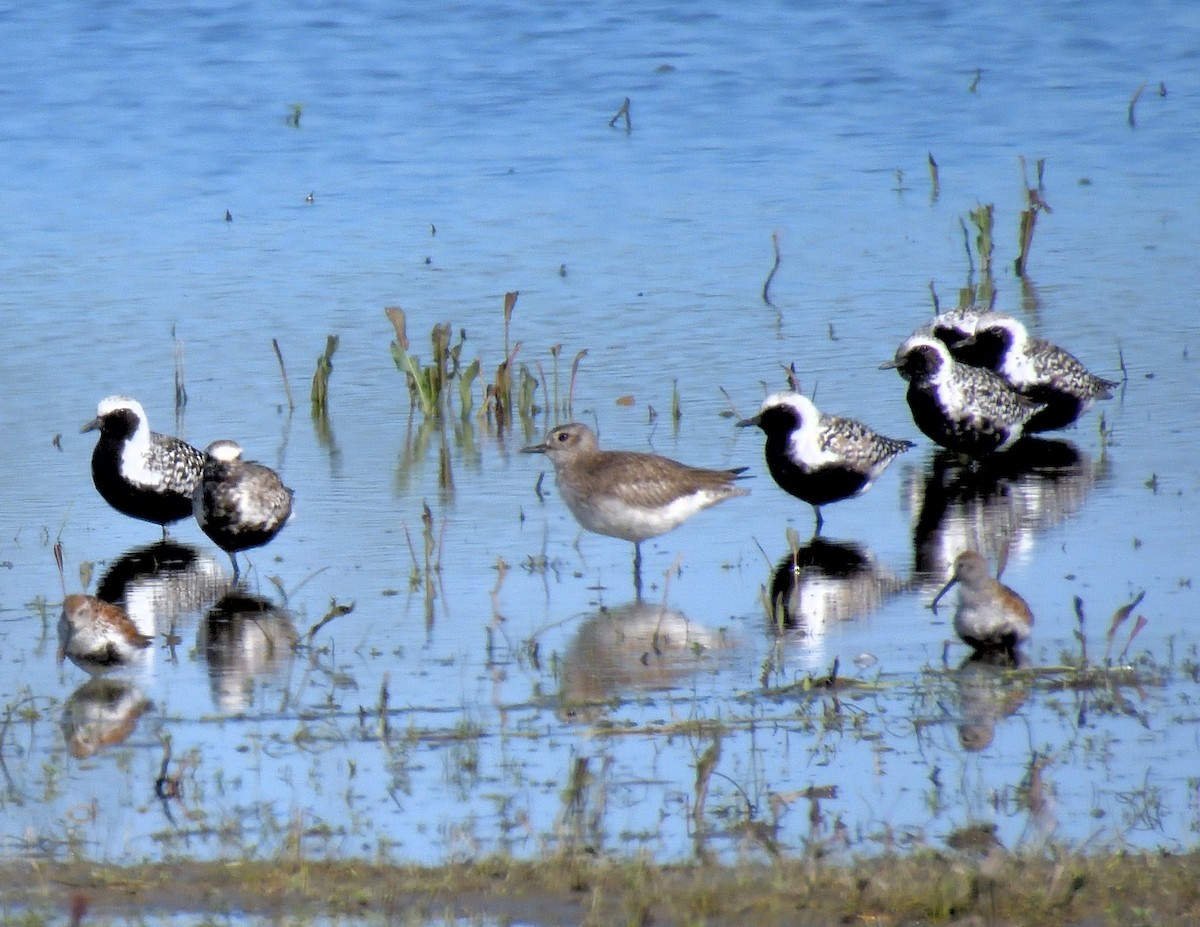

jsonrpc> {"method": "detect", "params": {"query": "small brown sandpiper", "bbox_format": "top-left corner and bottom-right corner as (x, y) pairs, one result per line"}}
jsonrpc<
(58, 594), (154, 675)
(931, 550), (1033, 663)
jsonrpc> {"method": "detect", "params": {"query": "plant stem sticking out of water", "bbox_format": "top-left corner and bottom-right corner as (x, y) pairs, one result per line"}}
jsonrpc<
(927, 152), (940, 202)
(608, 96), (631, 133)
(273, 338), (294, 412)
(1127, 81), (1147, 128)
(762, 231), (782, 307)
(310, 334), (338, 415)
(1015, 156), (1051, 278)
(172, 326), (187, 415)
(305, 598), (354, 646)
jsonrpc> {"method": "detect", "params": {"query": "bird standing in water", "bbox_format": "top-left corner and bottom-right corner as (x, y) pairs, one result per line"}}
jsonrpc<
(193, 440), (294, 580)
(522, 422), (749, 593)
(931, 550), (1033, 663)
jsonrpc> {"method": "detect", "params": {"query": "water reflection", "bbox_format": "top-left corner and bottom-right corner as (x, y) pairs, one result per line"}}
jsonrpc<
(198, 591), (298, 712)
(95, 541), (228, 634)
(907, 438), (1105, 590)
(766, 538), (907, 639)
(557, 600), (727, 721)
(952, 659), (1030, 752)
(60, 677), (153, 759)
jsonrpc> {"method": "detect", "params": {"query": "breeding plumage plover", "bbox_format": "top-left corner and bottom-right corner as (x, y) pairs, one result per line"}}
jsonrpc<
(193, 440), (294, 580)
(521, 423), (749, 582)
(738, 391), (914, 533)
(882, 335), (1043, 457)
(931, 550), (1033, 663)
(57, 594), (154, 675)
(82, 396), (205, 534)
(927, 305), (993, 364)
(961, 313), (1118, 432)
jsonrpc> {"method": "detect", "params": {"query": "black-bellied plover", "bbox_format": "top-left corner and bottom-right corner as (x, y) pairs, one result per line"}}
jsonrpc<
(57, 594), (154, 675)
(961, 313), (1118, 432)
(193, 440), (294, 580)
(82, 396), (205, 534)
(521, 423), (749, 583)
(738, 391), (913, 533)
(882, 335), (1043, 457)
(931, 550), (1033, 663)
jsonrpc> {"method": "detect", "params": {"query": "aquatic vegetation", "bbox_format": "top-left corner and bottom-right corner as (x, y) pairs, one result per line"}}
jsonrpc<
(608, 95), (631, 132)
(761, 230), (781, 307)
(309, 334), (337, 415)
(1016, 156), (1050, 277)
(272, 337), (294, 411)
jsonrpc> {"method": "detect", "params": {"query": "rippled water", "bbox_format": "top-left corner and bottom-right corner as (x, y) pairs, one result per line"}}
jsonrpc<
(1, 0), (1199, 876)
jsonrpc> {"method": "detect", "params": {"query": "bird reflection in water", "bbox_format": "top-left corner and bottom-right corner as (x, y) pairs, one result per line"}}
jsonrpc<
(558, 600), (730, 721)
(60, 677), (153, 759)
(952, 658), (1031, 752)
(95, 540), (229, 637)
(199, 591), (298, 712)
(907, 437), (1104, 591)
(766, 537), (907, 638)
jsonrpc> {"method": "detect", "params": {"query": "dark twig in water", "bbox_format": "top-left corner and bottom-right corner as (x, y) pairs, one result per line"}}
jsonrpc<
(311, 334), (338, 415)
(306, 597), (354, 645)
(568, 349), (587, 416)
(927, 152), (940, 201)
(608, 96), (632, 132)
(929, 280), (940, 315)
(959, 218), (975, 277)
(718, 385), (742, 421)
(969, 68), (982, 93)
(1127, 81), (1147, 128)
(1015, 156), (1051, 277)
(273, 338), (294, 412)
(172, 327), (187, 414)
(762, 231), (782, 307)
(783, 361), (802, 393)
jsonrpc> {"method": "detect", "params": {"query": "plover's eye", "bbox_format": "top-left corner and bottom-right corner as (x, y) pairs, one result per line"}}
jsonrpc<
(556, 432), (569, 442)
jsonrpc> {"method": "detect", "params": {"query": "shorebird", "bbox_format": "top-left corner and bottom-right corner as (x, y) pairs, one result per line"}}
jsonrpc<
(521, 423), (749, 584)
(931, 550), (1033, 662)
(927, 305), (993, 365)
(57, 594), (154, 675)
(82, 396), (205, 535)
(882, 335), (1043, 458)
(738, 391), (914, 533)
(193, 440), (294, 580)
(960, 313), (1118, 432)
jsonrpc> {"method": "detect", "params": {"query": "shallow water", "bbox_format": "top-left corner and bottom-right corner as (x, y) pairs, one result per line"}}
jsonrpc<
(1, 0), (1199, 874)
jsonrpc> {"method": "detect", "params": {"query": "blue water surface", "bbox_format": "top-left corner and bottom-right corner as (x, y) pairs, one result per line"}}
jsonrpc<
(0, 0), (1198, 870)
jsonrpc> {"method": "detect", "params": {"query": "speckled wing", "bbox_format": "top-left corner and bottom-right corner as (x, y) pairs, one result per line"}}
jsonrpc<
(958, 364), (1044, 425)
(819, 415), (915, 469)
(146, 432), (205, 495)
(207, 462), (294, 531)
(1028, 338), (1117, 399)
(574, 451), (748, 508)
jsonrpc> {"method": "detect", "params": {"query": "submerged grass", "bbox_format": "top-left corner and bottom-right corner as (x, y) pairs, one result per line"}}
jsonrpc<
(6, 851), (1200, 925)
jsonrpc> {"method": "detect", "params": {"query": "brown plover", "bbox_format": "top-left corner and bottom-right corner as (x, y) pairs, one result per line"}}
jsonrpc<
(57, 594), (154, 675)
(521, 423), (749, 580)
(82, 396), (205, 534)
(931, 550), (1033, 662)
(882, 335), (1043, 457)
(739, 391), (914, 534)
(194, 440), (294, 580)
